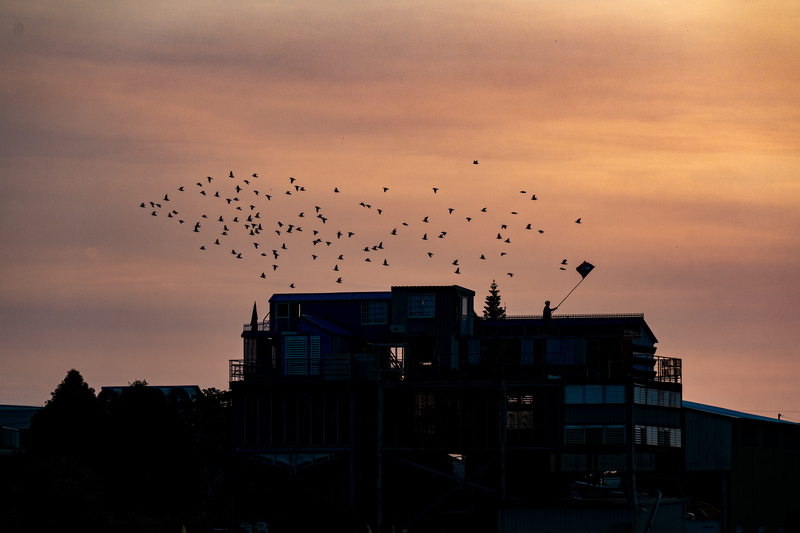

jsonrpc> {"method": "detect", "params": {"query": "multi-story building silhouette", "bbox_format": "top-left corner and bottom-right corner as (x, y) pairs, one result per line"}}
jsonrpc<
(230, 284), (688, 531)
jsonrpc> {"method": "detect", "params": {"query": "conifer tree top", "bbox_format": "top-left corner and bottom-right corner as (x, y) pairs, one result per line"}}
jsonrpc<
(483, 279), (505, 319)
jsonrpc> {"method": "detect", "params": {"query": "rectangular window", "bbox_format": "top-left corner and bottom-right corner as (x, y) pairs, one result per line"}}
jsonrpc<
(635, 425), (645, 445)
(564, 385), (584, 404)
(647, 389), (658, 406)
(672, 391), (682, 408)
(244, 338), (257, 365)
(285, 336), (307, 375)
(361, 301), (388, 324)
(606, 385), (625, 404)
(408, 293), (435, 318)
(606, 425), (626, 444)
(565, 426), (584, 445)
(310, 336), (320, 375)
(585, 385), (603, 404)
(634, 386), (646, 404)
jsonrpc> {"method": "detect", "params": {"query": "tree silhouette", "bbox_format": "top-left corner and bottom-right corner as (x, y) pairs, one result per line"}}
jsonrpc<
(483, 279), (506, 319)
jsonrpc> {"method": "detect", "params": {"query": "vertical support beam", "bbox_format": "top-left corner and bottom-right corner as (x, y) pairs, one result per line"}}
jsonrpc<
(350, 387), (356, 509)
(256, 390), (260, 446)
(499, 380), (507, 533)
(377, 383), (384, 532)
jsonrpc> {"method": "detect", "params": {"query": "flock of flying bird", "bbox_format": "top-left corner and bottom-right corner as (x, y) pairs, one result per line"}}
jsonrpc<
(141, 166), (584, 289)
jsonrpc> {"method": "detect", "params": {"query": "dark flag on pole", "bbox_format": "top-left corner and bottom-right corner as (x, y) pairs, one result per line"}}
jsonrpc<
(576, 261), (595, 279)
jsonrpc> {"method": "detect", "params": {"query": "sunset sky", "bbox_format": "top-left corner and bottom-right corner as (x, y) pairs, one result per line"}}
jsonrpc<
(1, 1), (798, 418)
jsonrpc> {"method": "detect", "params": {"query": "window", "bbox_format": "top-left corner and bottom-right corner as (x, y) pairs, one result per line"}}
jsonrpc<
(606, 385), (625, 404)
(244, 338), (257, 365)
(564, 385), (626, 404)
(408, 293), (435, 317)
(565, 385), (584, 404)
(361, 301), (388, 324)
(634, 386), (646, 404)
(310, 336), (320, 375)
(585, 385), (603, 404)
(565, 426), (584, 444)
(606, 425), (626, 444)
(284, 336), (307, 375)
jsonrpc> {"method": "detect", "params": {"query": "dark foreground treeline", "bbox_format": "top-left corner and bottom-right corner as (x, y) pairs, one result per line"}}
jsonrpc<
(0, 370), (232, 533)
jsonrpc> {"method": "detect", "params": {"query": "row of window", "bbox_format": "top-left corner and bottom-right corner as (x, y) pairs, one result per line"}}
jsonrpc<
(565, 425), (627, 445)
(565, 385), (682, 408)
(565, 385), (626, 404)
(360, 296), (435, 324)
(634, 386), (681, 408)
(634, 425), (682, 447)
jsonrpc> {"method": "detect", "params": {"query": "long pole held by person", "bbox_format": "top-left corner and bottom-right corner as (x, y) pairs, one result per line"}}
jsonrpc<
(555, 261), (595, 310)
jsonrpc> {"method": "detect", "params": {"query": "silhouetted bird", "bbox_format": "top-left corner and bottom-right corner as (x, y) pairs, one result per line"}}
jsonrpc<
(455, 267), (460, 274)
(561, 259), (567, 265)
(336, 277), (342, 283)
(422, 233), (428, 240)
(200, 246), (205, 250)
(448, 208), (454, 214)
(334, 187), (340, 193)
(260, 273), (266, 278)
(538, 230), (544, 234)
(531, 194), (537, 200)
(383, 259), (389, 266)
(208, 176), (213, 183)
(481, 207), (487, 212)
(201, 191), (206, 196)
(273, 265), (278, 270)
(452, 259), (459, 265)
(480, 254), (485, 259)
(383, 187), (389, 192)
(178, 187), (184, 191)
(428, 252), (434, 257)
(391, 228), (397, 235)
(334, 265), (339, 271)
(575, 218), (581, 224)
(473, 160), (478, 164)
(229, 171), (234, 178)
(508, 273), (513, 277)
(526, 224), (532, 229)
(432, 188), (438, 193)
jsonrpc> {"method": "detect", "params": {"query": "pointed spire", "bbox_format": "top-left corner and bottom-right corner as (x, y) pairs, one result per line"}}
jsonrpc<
(250, 301), (259, 330)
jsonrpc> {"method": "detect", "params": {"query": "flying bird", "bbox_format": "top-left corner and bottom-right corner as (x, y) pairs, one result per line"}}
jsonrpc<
(575, 218), (581, 224)
(473, 160), (478, 164)
(432, 188), (438, 193)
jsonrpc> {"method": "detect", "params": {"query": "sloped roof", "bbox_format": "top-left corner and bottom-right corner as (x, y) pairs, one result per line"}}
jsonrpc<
(683, 401), (797, 425)
(300, 315), (356, 336)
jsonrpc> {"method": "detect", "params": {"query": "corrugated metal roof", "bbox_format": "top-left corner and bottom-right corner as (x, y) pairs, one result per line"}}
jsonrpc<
(269, 291), (391, 302)
(683, 401), (797, 424)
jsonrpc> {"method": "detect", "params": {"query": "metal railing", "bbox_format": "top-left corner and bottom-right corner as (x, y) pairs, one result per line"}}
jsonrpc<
(497, 313), (644, 320)
(242, 321), (271, 332)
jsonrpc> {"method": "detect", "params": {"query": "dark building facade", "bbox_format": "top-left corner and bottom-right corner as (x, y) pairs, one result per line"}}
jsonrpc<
(231, 285), (685, 531)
